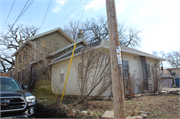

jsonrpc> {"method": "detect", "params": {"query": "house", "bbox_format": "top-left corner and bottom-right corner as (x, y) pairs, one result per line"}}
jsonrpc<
(12, 27), (165, 96)
(48, 30), (165, 96)
(0, 72), (10, 77)
(12, 27), (75, 87)
(163, 68), (180, 87)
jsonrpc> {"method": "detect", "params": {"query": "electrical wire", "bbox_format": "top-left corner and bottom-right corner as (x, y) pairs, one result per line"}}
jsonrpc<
(39, 0), (52, 30)
(2, 0), (15, 32)
(59, 0), (83, 27)
(80, 0), (87, 22)
(73, 0), (102, 21)
(11, 0), (30, 28)
(19, 0), (34, 20)
(6, 0), (30, 36)
(83, 1), (103, 18)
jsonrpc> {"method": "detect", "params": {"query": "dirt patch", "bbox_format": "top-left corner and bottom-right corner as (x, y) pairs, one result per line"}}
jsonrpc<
(33, 102), (74, 118)
(32, 93), (179, 118)
(66, 94), (179, 118)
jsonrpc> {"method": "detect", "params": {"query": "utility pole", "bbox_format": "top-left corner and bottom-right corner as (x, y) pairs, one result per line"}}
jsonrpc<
(106, 0), (125, 118)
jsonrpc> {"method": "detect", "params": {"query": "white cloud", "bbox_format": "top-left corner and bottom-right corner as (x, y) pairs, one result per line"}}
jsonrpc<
(133, 1), (180, 20)
(116, 0), (132, 14)
(52, 0), (67, 13)
(141, 14), (180, 54)
(70, 14), (75, 18)
(84, 0), (105, 11)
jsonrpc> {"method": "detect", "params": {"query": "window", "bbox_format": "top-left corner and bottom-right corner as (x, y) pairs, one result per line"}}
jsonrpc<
(22, 69), (26, 81)
(18, 71), (21, 82)
(33, 68), (37, 79)
(60, 68), (64, 82)
(146, 64), (150, 79)
(43, 67), (46, 76)
(28, 67), (30, 75)
(19, 54), (21, 63)
(122, 60), (129, 79)
(78, 62), (83, 80)
(23, 51), (27, 60)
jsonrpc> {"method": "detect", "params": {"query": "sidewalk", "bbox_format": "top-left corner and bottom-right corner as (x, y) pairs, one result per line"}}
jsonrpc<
(162, 88), (180, 91)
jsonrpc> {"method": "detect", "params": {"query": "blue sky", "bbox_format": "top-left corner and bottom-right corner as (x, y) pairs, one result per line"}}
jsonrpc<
(1, 0), (180, 57)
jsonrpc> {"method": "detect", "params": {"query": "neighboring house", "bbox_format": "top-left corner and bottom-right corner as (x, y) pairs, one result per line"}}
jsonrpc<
(49, 31), (165, 96)
(0, 72), (10, 77)
(12, 28), (75, 86)
(163, 68), (180, 87)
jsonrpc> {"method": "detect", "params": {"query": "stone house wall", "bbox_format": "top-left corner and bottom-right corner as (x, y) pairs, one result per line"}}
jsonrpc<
(14, 31), (73, 87)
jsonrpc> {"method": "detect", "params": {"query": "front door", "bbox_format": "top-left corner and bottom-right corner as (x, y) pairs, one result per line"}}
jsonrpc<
(175, 78), (179, 87)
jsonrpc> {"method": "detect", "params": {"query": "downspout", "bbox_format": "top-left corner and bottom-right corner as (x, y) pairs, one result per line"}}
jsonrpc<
(28, 40), (36, 60)
(28, 40), (36, 86)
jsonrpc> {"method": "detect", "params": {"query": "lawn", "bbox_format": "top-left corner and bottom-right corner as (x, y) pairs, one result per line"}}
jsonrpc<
(32, 88), (179, 118)
(66, 94), (179, 118)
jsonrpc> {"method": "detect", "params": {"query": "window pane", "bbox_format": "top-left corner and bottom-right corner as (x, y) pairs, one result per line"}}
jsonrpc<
(60, 68), (64, 82)
(122, 60), (129, 79)
(78, 63), (83, 80)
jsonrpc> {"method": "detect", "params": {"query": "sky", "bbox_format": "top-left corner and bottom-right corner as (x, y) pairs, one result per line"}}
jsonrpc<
(0, 0), (180, 67)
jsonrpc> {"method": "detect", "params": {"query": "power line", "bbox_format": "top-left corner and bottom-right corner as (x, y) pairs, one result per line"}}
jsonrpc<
(73, 1), (102, 21)
(19, 0), (34, 20)
(59, 0), (83, 27)
(6, 0), (30, 36)
(83, 1), (103, 18)
(80, 0), (87, 23)
(39, 0), (52, 30)
(2, 0), (15, 32)
(11, 0), (30, 28)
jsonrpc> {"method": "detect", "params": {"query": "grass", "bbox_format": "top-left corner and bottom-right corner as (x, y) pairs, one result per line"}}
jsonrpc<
(32, 88), (57, 104)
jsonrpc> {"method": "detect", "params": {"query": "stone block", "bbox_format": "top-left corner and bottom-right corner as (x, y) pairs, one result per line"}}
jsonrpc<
(101, 110), (114, 119)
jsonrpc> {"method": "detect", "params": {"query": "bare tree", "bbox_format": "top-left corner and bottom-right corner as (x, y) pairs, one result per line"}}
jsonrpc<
(77, 47), (111, 104)
(124, 71), (137, 98)
(166, 50), (180, 68)
(63, 20), (88, 41)
(63, 15), (142, 48)
(0, 24), (38, 72)
(148, 64), (163, 93)
(152, 51), (165, 58)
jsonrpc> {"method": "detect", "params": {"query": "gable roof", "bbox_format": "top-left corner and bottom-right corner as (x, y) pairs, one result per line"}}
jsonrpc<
(29, 27), (75, 43)
(49, 40), (165, 65)
(12, 27), (75, 57)
(120, 45), (165, 61)
(12, 40), (33, 56)
(46, 39), (88, 58)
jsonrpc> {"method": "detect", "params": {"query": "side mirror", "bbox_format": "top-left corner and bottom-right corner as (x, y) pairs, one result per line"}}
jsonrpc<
(22, 85), (28, 89)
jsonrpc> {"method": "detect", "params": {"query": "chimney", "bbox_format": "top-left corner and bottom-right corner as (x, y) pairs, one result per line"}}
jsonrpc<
(77, 30), (84, 41)
(19, 40), (23, 47)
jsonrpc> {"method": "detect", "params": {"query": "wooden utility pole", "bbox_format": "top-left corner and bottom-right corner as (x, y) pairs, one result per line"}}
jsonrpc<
(106, 0), (125, 118)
